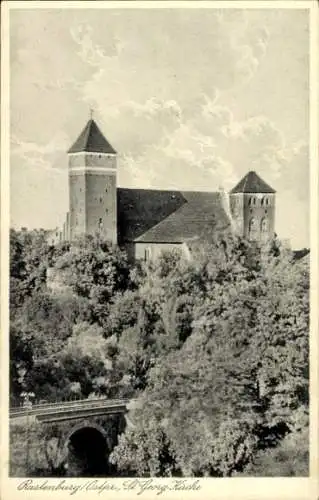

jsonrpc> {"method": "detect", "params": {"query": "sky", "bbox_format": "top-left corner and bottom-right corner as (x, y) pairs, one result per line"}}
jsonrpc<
(10, 7), (310, 248)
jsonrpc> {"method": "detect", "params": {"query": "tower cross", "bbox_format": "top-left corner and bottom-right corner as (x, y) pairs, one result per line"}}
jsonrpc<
(90, 108), (94, 120)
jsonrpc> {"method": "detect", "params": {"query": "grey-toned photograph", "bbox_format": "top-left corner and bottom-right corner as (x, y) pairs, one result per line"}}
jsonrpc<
(9, 5), (310, 478)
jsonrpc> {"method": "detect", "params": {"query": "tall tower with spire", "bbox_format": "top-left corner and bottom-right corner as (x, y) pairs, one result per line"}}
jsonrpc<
(67, 117), (117, 243)
(229, 171), (276, 242)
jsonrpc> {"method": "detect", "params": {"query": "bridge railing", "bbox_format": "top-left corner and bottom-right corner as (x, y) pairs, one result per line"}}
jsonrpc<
(9, 398), (134, 418)
(10, 396), (102, 409)
(10, 397), (131, 409)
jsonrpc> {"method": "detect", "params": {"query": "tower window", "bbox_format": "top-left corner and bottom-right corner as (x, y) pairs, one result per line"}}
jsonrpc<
(249, 217), (257, 230)
(105, 208), (108, 214)
(265, 198), (269, 206)
(100, 197), (103, 203)
(105, 188), (108, 193)
(248, 217), (259, 240)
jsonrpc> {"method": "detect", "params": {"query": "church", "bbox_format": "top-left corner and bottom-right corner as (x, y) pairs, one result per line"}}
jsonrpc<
(57, 118), (276, 260)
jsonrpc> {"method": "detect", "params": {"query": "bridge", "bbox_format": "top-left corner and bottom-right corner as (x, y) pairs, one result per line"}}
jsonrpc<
(10, 397), (133, 423)
(9, 398), (136, 477)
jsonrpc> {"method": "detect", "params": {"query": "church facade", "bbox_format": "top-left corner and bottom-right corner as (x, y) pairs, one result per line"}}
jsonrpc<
(57, 118), (276, 260)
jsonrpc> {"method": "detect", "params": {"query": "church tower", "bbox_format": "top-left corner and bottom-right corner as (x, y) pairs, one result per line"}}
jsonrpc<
(67, 118), (117, 244)
(229, 171), (276, 242)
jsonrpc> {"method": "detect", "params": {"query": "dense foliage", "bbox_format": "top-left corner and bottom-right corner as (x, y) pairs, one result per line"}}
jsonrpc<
(9, 229), (309, 476)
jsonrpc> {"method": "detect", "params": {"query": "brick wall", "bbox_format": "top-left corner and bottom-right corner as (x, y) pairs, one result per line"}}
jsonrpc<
(69, 174), (86, 239)
(68, 153), (117, 244)
(85, 172), (117, 244)
(230, 192), (275, 241)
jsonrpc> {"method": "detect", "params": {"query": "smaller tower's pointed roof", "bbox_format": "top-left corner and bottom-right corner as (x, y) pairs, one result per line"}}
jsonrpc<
(231, 171), (275, 194)
(68, 119), (117, 154)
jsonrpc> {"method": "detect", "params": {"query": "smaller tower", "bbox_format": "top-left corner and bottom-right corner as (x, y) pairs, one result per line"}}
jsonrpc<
(229, 171), (276, 242)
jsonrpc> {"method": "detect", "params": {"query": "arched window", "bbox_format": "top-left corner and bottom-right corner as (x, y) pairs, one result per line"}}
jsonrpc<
(248, 217), (258, 240)
(265, 198), (269, 206)
(249, 197), (256, 206)
(261, 197), (264, 206)
(249, 218), (257, 231)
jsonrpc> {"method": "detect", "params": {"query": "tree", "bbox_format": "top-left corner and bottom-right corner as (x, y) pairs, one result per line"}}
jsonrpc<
(236, 427), (308, 476)
(111, 237), (309, 476)
(53, 236), (133, 326)
(104, 290), (141, 339)
(9, 323), (34, 405)
(10, 228), (52, 312)
(9, 229), (309, 476)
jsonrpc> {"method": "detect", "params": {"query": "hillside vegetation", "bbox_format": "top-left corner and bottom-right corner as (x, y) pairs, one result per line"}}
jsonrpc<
(10, 229), (309, 476)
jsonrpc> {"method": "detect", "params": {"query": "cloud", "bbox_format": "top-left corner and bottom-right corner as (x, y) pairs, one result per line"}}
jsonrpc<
(270, 141), (309, 201)
(118, 117), (236, 191)
(221, 114), (309, 202)
(71, 10), (270, 128)
(117, 93), (308, 205)
(11, 133), (69, 174)
(276, 189), (309, 249)
(70, 23), (120, 67)
(9, 10), (270, 190)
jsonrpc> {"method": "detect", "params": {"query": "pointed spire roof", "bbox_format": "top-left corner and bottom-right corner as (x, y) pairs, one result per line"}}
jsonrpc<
(231, 171), (275, 194)
(68, 119), (117, 154)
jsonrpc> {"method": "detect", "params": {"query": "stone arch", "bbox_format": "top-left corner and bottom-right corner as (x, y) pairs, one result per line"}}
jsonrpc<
(64, 421), (108, 448)
(59, 421), (110, 468)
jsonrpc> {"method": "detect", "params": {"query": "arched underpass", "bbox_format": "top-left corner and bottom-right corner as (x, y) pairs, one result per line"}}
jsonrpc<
(65, 426), (111, 477)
